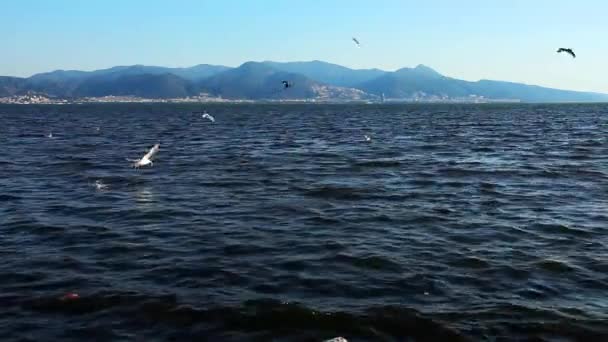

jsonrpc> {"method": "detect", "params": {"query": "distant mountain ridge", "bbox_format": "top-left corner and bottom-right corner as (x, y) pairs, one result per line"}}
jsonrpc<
(1, 61), (607, 102)
(261, 60), (386, 87)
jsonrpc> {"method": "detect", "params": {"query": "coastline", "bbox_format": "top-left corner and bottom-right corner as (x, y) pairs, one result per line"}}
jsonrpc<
(0, 94), (523, 105)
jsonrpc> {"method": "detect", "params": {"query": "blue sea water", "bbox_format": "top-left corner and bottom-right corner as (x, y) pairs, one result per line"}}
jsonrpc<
(1, 103), (607, 341)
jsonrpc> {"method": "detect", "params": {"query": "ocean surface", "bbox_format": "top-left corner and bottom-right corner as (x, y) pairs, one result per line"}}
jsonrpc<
(1, 103), (607, 341)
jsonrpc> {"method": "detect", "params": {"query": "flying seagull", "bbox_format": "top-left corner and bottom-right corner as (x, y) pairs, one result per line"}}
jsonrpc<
(352, 37), (361, 47)
(557, 48), (576, 58)
(364, 134), (372, 142)
(128, 143), (160, 168)
(201, 111), (215, 123)
(282, 80), (292, 89)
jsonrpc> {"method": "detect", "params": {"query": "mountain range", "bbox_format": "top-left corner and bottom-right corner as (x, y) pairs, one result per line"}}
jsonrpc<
(1, 61), (607, 102)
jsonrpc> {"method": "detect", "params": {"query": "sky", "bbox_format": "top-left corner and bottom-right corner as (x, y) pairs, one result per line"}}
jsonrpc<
(1, 0), (607, 93)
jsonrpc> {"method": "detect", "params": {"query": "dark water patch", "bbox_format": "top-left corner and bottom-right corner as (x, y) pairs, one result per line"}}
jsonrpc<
(0, 194), (20, 202)
(24, 295), (470, 341)
(533, 223), (593, 237)
(351, 159), (402, 168)
(330, 253), (403, 272)
(448, 256), (492, 270)
(533, 259), (576, 273)
(302, 186), (368, 200)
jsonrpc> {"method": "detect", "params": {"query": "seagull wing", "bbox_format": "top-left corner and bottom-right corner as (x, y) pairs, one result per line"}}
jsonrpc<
(143, 144), (160, 160)
(569, 50), (576, 58)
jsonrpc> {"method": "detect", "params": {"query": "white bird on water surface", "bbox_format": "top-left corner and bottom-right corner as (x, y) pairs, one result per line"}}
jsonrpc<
(94, 179), (108, 190)
(201, 111), (215, 123)
(128, 143), (160, 168)
(324, 338), (348, 342)
(364, 135), (372, 142)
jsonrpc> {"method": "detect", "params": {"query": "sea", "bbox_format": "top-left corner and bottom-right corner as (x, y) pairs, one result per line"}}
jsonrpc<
(0, 103), (607, 341)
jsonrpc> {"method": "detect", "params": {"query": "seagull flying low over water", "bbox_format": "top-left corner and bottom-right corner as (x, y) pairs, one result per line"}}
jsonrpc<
(364, 135), (372, 142)
(193, 109), (215, 122)
(128, 143), (160, 168)
(557, 48), (576, 58)
(352, 37), (361, 47)
(201, 111), (215, 122)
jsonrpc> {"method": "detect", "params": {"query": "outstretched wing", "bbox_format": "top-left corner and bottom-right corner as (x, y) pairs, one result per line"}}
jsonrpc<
(143, 144), (160, 160)
(557, 48), (576, 58)
(202, 113), (215, 122)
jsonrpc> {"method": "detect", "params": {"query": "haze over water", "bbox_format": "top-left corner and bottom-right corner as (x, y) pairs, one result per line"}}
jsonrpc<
(1, 103), (607, 341)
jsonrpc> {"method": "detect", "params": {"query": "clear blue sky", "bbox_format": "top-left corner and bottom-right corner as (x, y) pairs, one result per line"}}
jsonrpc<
(1, 0), (607, 93)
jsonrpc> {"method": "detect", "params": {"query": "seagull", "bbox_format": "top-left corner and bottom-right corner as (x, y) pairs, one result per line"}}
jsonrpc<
(364, 135), (372, 142)
(94, 180), (108, 190)
(557, 48), (576, 58)
(128, 143), (160, 168)
(324, 338), (348, 342)
(282, 80), (292, 89)
(47, 132), (54, 138)
(201, 111), (215, 123)
(352, 37), (361, 48)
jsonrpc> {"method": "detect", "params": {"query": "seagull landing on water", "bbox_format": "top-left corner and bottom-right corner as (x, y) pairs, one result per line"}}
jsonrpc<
(128, 143), (160, 168)
(557, 48), (576, 58)
(94, 180), (108, 190)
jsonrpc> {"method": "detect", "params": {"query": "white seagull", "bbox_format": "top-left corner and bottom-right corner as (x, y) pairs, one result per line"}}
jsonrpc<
(128, 143), (160, 168)
(324, 338), (348, 342)
(94, 179), (108, 190)
(364, 135), (372, 142)
(202, 111), (215, 123)
(47, 132), (54, 138)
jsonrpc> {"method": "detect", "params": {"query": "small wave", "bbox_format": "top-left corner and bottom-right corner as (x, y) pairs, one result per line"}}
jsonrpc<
(533, 223), (593, 237)
(533, 259), (575, 273)
(352, 159), (402, 168)
(448, 256), (491, 269)
(303, 186), (367, 200)
(330, 253), (403, 272)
